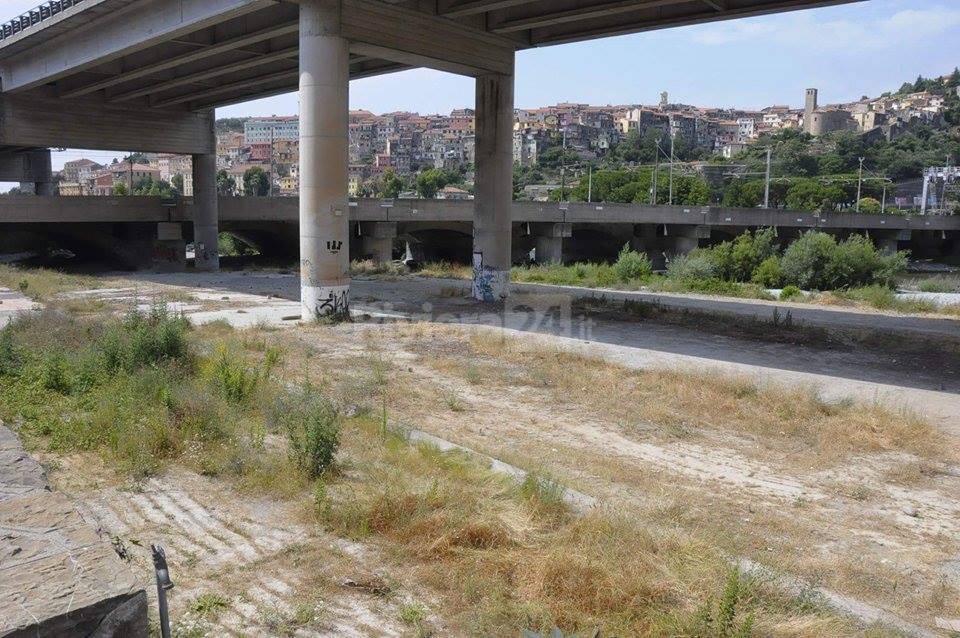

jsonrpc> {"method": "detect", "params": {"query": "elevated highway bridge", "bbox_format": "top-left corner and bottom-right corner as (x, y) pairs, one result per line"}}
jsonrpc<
(0, 0), (866, 314)
(3, 196), (954, 269)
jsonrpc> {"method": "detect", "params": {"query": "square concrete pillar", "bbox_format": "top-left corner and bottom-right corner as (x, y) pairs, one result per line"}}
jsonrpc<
(473, 61), (515, 302)
(359, 222), (396, 263)
(299, 0), (350, 320)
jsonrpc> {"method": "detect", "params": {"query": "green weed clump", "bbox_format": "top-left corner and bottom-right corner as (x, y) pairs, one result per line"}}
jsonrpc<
(271, 387), (342, 479)
(612, 244), (653, 282)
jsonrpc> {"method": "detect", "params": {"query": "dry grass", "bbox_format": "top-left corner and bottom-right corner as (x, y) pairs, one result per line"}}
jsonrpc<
(318, 415), (859, 636)
(414, 329), (953, 465)
(0, 264), (104, 301)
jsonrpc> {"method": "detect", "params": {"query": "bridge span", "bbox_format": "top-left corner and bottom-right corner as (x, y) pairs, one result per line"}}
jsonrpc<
(2, 196), (956, 269)
(0, 0), (867, 314)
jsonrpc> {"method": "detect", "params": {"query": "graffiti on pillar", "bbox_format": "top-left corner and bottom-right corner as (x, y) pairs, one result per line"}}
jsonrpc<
(472, 252), (507, 302)
(326, 240), (343, 254)
(317, 288), (350, 319)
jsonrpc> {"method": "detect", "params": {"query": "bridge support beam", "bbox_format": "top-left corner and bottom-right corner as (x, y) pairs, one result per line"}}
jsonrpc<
(192, 139), (220, 271)
(299, 0), (351, 320)
(472, 62), (515, 302)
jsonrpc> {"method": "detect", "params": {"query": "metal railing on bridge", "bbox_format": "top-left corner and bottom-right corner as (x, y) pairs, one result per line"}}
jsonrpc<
(0, 0), (85, 41)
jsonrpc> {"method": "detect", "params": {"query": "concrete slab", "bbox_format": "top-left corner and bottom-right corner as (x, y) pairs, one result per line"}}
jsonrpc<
(0, 424), (148, 638)
(0, 288), (39, 329)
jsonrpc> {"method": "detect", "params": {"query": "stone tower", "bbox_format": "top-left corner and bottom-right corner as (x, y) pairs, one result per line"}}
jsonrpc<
(803, 88), (818, 134)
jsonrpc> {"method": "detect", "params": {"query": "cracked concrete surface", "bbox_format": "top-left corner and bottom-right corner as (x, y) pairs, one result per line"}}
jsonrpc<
(0, 425), (148, 638)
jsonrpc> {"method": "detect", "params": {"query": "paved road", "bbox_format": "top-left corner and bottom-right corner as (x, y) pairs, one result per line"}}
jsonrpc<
(508, 281), (960, 341)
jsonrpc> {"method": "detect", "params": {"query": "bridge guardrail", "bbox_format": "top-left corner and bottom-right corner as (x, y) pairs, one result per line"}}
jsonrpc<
(1, 0), (84, 41)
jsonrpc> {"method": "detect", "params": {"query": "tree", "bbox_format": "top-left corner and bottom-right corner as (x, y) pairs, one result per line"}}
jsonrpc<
(415, 168), (456, 199)
(216, 170), (236, 196)
(373, 170), (405, 199)
(857, 197), (881, 214)
(242, 166), (270, 196)
(171, 173), (184, 195)
(112, 183), (129, 196)
(949, 67), (960, 89)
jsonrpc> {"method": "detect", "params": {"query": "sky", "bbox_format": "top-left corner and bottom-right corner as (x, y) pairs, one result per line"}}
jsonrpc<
(2, 0), (959, 171)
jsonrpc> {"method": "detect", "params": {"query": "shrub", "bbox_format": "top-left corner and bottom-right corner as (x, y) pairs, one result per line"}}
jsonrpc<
(275, 389), (341, 479)
(0, 328), (19, 377)
(208, 345), (259, 403)
(666, 252), (718, 281)
(780, 231), (838, 290)
(779, 285), (803, 301)
(102, 305), (189, 372)
(593, 263), (619, 288)
(612, 244), (652, 282)
(857, 197), (882, 214)
(780, 232), (908, 291)
(729, 228), (778, 281)
(751, 256), (783, 288)
(918, 276), (959, 293)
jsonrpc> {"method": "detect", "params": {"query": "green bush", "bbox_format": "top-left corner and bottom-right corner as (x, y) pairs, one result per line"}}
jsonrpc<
(918, 276), (959, 293)
(779, 285), (803, 301)
(612, 244), (653, 282)
(274, 389), (341, 479)
(751, 256), (783, 288)
(667, 252), (718, 281)
(857, 197), (881, 214)
(780, 231), (907, 290)
(780, 231), (838, 290)
(0, 328), (19, 377)
(208, 345), (259, 403)
(102, 305), (189, 372)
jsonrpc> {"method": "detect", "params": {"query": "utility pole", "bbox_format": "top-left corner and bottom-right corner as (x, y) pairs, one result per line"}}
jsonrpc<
(881, 181), (887, 214)
(652, 139), (660, 205)
(763, 147), (772, 209)
(269, 125), (275, 198)
(560, 127), (567, 202)
(668, 131), (675, 206)
(855, 157), (864, 212)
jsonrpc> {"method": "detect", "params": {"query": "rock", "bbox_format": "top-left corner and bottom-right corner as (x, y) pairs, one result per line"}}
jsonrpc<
(902, 505), (920, 518)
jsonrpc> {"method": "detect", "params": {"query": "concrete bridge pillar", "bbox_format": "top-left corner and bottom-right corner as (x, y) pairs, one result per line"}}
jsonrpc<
(359, 222), (397, 263)
(472, 62), (515, 301)
(870, 229), (910, 254)
(531, 222), (571, 264)
(18, 149), (54, 195)
(299, 0), (350, 320)
(192, 146), (219, 271)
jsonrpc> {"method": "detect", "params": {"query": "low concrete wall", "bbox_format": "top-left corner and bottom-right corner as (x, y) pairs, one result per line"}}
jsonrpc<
(0, 425), (148, 638)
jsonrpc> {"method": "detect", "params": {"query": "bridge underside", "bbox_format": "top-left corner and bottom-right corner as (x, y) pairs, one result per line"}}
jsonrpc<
(0, 0), (865, 315)
(2, 197), (957, 270)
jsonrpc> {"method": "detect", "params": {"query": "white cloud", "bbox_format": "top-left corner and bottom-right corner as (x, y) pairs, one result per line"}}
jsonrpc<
(688, 4), (960, 51)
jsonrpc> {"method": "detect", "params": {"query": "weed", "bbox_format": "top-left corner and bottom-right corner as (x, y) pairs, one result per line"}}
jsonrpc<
(399, 601), (429, 629)
(443, 390), (466, 412)
(207, 345), (259, 402)
(189, 592), (230, 618)
(274, 388), (342, 479)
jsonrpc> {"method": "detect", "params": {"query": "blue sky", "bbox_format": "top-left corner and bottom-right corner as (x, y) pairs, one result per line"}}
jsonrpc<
(2, 0), (958, 171)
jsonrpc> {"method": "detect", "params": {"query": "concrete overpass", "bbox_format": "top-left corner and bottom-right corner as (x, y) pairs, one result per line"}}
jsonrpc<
(0, 0), (865, 316)
(5, 195), (954, 268)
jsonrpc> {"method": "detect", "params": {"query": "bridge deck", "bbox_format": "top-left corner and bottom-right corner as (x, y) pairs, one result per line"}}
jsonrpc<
(0, 196), (954, 232)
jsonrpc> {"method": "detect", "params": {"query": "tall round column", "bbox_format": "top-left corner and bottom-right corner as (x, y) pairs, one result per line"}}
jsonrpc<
(192, 150), (220, 271)
(299, 0), (350, 320)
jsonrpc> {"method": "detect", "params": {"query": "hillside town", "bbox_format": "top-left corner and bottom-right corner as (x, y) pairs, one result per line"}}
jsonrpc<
(52, 71), (960, 205)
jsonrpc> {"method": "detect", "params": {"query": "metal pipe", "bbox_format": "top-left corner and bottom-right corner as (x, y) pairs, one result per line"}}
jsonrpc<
(152, 545), (174, 638)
